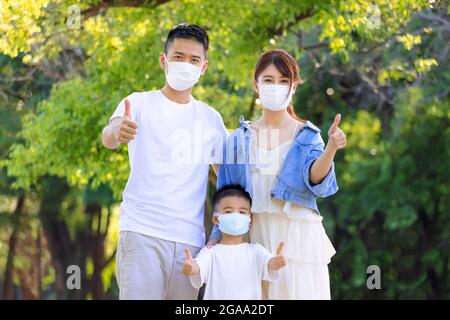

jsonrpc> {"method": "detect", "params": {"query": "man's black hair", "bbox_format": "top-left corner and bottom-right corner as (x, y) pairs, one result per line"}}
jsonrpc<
(164, 23), (209, 54)
(212, 184), (252, 209)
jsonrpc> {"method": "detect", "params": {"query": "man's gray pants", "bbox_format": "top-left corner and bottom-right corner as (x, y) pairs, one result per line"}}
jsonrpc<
(116, 231), (201, 300)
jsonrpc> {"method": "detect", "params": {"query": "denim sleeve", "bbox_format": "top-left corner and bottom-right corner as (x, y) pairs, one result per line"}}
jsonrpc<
(209, 224), (222, 242)
(216, 161), (228, 190)
(302, 132), (339, 198)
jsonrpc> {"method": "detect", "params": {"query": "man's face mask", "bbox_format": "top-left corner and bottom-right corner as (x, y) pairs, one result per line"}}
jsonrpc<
(214, 212), (251, 236)
(164, 54), (202, 91)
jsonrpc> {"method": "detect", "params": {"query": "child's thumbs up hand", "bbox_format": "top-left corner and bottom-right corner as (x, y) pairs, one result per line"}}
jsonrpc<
(269, 241), (287, 271)
(182, 248), (194, 275)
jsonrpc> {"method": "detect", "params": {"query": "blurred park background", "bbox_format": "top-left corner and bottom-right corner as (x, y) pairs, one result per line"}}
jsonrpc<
(0, 0), (449, 299)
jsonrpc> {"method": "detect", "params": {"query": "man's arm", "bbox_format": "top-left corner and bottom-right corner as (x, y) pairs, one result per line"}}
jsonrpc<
(210, 113), (228, 177)
(211, 164), (219, 176)
(102, 118), (122, 149)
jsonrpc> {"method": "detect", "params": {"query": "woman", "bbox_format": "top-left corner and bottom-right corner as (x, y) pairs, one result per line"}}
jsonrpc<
(208, 49), (347, 299)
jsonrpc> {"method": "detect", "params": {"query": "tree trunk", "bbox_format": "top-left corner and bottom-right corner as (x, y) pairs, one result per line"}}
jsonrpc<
(3, 192), (25, 300)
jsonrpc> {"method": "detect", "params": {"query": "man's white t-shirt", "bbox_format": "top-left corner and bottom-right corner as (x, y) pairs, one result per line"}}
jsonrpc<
(189, 242), (279, 299)
(109, 90), (228, 248)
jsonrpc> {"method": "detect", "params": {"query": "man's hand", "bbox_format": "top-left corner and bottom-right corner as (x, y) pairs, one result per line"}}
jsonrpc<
(182, 248), (199, 276)
(102, 99), (138, 149)
(112, 99), (138, 144)
(268, 241), (287, 271)
(327, 114), (346, 150)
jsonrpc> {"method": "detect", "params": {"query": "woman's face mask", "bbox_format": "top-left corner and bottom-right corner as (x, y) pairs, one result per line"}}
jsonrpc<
(214, 212), (251, 236)
(164, 54), (202, 91)
(258, 83), (294, 111)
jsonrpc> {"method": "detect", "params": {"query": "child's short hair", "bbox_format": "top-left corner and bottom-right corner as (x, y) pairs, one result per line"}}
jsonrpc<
(212, 184), (252, 209)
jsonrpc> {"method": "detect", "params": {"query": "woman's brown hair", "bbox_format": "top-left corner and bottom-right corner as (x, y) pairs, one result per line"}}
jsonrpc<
(253, 49), (304, 122)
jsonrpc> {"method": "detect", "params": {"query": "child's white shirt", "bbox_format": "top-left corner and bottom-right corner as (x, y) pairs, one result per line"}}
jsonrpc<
(189, 242), (279, 300)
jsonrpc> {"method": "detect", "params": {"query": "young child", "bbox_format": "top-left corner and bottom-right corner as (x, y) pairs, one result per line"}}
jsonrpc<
(182, 184), (287, 299)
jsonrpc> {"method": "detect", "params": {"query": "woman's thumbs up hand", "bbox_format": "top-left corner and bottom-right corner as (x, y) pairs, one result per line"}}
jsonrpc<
(327, 114), (346, 150)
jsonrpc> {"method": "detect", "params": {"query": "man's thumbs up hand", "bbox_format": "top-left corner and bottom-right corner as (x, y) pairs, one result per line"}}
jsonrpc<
(124, 99), (132, 118)
(327, 114), (346, 150)
(112, 98), (138, 144)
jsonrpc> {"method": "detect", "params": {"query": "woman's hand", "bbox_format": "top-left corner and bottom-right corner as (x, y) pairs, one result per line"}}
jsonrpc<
(206, 239), (219, 249)
(327, 114), (346, 150)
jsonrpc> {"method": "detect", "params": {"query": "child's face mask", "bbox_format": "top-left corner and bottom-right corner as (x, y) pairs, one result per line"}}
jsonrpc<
(214, 212), (251, 236)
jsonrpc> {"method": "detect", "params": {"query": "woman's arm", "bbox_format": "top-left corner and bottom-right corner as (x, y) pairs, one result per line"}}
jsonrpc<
(309, 144), (337, 184)
(206, 224), (222, 248)
(309, 114), (346, 184)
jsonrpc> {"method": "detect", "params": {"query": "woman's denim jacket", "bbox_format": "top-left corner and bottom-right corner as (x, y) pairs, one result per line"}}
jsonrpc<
(209, 115), (339, 241)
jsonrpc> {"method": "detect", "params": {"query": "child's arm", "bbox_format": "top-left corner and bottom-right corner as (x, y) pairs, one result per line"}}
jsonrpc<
(268, 241), (287, 271)
(182, 248), (200, 275)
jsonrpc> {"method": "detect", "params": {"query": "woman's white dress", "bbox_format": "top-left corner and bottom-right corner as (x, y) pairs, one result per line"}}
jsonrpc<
(249, 136), (336, 300)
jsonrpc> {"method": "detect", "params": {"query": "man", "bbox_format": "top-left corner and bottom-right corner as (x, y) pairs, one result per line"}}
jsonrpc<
(102, 24), (228, 300)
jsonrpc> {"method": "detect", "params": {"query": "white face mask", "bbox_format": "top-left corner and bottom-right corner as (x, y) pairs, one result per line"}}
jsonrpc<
(258, 83), (293, 111)
(214, 212), (251, 236)
(164, 54), (202, 91)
